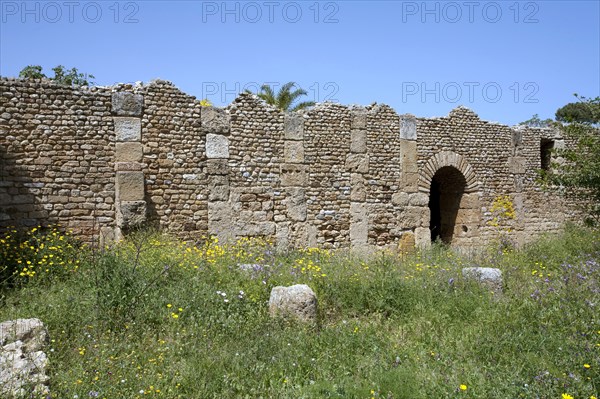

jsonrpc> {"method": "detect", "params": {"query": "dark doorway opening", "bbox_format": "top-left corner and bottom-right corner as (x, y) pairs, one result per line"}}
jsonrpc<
(428, 166), (467, 244)
(540, 139), (554, 171)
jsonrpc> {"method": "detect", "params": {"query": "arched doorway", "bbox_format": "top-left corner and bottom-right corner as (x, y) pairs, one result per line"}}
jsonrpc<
(428, 166), (466, 244)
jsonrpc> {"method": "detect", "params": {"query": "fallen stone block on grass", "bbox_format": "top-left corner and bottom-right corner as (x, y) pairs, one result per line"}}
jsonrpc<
(268, 284), (317, 322)
(0, 318), (50, 398)
(462, 267), (503, 293)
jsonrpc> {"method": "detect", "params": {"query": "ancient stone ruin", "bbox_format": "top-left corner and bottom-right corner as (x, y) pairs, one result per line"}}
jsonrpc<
(0, 78), (578, 250)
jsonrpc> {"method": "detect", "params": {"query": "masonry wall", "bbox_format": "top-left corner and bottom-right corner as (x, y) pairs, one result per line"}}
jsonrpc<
(0, 78), (579, 249)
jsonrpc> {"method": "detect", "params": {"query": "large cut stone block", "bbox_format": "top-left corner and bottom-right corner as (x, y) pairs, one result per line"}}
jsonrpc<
(208, 175), (230, 201)
(400, 114), (417, 140)
(208, 201), (234, 241)
(508, 156), (527, 174)
(285, 187), (307, 221)
(462, 267), (503, 294)
(117, 200), (147, 229)
(350, 173), (367, 202)
(350, 202), (368, 246)
(112, 92), (143, 116)
(115, 142), (143, 162)
(281, 164), (307, 186)
(284, 141), (305, 163)
(284, 114), (304, 140)
(206, 134), (230, 159)
(351, 109), (367, 129)
(116, 171), (145, 201)
(350, 129), (367, 153)
(269, 284), (317, 322)
(201, 107), (230, 134)
(400, 140), (418, 173)
(346, 154), (369, 173)
(114, 117), (141, 142)
(401, 172), (419, 192)
(206, 159), (229, 175)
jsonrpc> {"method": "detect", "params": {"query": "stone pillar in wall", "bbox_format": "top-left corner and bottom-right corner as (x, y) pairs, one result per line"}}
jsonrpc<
(278, 113), (309, 248)
(348, 108), (369, 250)
(112, 92), (146, 241)
(397, 114), (429, 248)
(203, 107), (233, 242)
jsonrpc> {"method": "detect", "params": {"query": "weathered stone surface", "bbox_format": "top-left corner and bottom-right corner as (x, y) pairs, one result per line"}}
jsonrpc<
(462, 267), (503, 293)
(116, 171), (145, 201)
(0, 318), (49, 398)
(206, 159), (229, 175)
(398, 231), (415, 252)
(201, 107), (230, 134)
(112, 92), (143, 116)
(208, 175), (230, 201)
(284, 113), (304, 140)
(116, 142), (143, 163)
(206, 134), (230, 159)
(117, 200), (147, 229)
(284, 141), (305, 163)
(350, 129), (367, 153)
(114, 117), (141, 141)
(280, 164), (307, 186)
(508, 156), (527, 174)
(400, 140), (418, 173)
(400, 114), (417, 140)
(350, 202), (368, 247)
(285, 187), (306, 222)
(392, 192), (409, 206)
(345, 154), (369, 173)
(269, 284), (317, 322)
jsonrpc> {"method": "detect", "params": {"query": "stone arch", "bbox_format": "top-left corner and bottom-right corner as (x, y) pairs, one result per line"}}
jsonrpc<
(420, 151), (481, 246)
(419, 151), (480, 194)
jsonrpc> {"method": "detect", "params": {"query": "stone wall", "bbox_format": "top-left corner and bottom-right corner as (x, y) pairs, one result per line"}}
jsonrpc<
(0, 78), (579, 249)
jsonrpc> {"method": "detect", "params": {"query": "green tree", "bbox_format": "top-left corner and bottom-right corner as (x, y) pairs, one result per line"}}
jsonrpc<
(518, 113), (553, 127)
(555, 98), (600, 123)
(18, 65), (95, 86)
(247, 82), (315, 112)
(545, 95), (600, 225)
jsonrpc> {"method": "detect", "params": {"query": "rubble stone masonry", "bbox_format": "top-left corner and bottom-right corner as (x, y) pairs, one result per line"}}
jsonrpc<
(0, 78), (580, 249)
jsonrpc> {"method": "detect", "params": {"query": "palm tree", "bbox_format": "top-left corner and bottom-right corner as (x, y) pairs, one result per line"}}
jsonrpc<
(247, 82), (315, 112)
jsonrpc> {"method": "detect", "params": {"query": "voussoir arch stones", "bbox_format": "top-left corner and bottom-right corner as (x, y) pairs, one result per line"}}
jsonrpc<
(418, 151), (481, 194)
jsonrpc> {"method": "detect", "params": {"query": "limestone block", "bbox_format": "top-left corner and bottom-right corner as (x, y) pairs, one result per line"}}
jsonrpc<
(206, 159), (229, 175)
(116, 171), (145, 201)
(346, 154), (369, 173)
(400, 140), (418, 173)
(392, 192), (409, 206)
(112, 92), (143, 116)
(400, 114), (417, 140)
(208, 175), (230, 201)
(114, 117), (141, 142)
(398, 206), (428, 229)
(116, 142), (143, 163)
(284, 141), (305, 163)
(285, 187), (307, 222)
(117, 200), (147, 229)
(414, 227), (431, 248)
(280, 164), (307, 186)
(208, 201), (234, 241)
(351, 110), (367, 129)
(275, 222), (291, 249)
(269, 284), (317, 322)
(284, 114), (304, 140)
(508, 156), (527, 174)
(0, 318), (50, 398)
(350, 129), (367, 153)
(350, 202), (368, 246)
(234, 221), (276, 236)
(350, 173), (367, 202)
(409, 192), (429, 207)
(201, 107), (230, 134)
(460, 193), (481, 209)
(462, 267), (503, 293)
(115, 162), (142, 171)
(398, 231), (415, 253)
(206, 134), (230, 159)
(401, 172), (419, 192)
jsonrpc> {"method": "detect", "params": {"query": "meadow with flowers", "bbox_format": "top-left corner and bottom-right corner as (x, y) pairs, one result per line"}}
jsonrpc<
(0, 225), (598, 398)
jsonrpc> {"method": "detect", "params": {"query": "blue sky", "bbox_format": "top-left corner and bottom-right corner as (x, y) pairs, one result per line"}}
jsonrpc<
(1, 0), (599, 125)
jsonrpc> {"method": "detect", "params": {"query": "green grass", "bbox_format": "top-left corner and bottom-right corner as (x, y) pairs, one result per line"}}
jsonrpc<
(1, 226), (599, 399)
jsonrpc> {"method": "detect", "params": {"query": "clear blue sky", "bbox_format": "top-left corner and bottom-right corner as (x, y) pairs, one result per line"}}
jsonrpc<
(1, 0), (599, 125)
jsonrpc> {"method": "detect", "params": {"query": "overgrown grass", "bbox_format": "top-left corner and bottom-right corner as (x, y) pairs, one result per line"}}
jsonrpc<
(1, 226), (599, 398)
